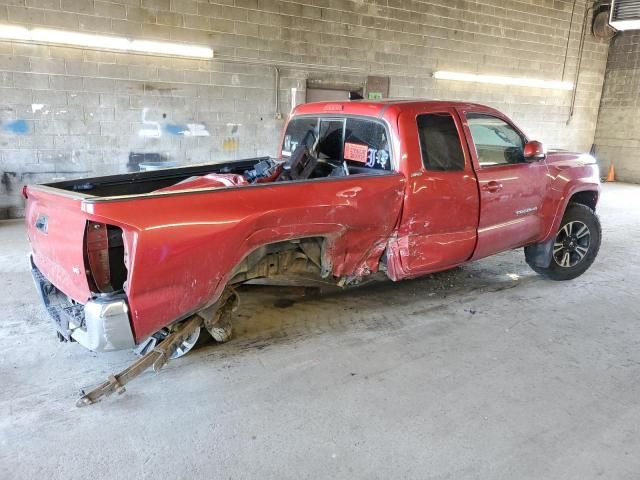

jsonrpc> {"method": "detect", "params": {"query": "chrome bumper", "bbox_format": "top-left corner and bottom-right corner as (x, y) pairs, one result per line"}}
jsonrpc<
(30, 256), (135, 352)
(72, 296), (135, 351)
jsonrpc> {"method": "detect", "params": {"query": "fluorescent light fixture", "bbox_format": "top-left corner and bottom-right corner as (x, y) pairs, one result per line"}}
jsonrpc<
(433, 71), (573, 91)
(0, 24), (213, 59)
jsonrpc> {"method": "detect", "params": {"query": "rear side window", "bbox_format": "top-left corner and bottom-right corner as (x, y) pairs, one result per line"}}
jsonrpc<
(282, 116), (392, 171)
(344, 118), (391, 170)
(465, 113), (525, 167)
(417, 113), (465, 171)
(282, 117), (316, 155)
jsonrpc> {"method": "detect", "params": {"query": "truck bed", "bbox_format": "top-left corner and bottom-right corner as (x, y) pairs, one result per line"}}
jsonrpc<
(43, 156), (389, 200)
(44, 157), (268, 198)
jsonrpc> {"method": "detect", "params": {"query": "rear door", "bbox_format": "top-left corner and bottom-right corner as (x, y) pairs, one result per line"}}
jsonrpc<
(458, 108), (550, 259)
(393, 106), (480, 276)
(25, 187), (92, 302)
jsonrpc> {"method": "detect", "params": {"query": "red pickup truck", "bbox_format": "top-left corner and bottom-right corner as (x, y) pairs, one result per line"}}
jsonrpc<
(25, 100), (601, 358)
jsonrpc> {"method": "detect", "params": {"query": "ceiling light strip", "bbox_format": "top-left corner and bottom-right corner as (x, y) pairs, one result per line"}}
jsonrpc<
(433, 71), (573, 91)
(0, 24), (213, 59)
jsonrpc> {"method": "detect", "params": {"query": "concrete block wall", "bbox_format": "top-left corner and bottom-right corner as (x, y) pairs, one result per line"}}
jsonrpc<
(0, 0), (610, 218)
(594, 31), (640, 183)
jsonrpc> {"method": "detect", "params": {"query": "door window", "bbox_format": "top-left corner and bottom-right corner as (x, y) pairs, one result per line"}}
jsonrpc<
(465, 113), (525, 167)
(417, 113), (465, 171)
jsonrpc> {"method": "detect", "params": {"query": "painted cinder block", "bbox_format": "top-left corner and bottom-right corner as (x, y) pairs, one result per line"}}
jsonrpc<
(594, 31), (640, 182)
(0, 0), (614, 217)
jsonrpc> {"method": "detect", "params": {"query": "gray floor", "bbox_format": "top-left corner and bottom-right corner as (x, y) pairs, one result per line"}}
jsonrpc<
(1, 183), (639, 479)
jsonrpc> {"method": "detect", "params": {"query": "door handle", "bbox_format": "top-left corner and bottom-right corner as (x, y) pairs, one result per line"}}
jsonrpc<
(482, 181), (503, 193)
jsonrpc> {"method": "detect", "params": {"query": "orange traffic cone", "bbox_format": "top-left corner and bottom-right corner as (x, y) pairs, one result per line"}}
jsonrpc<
(606, 163), (615, 182)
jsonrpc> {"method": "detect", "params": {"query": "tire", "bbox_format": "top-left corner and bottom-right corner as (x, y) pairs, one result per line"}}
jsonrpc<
(527, 203), (601, 281)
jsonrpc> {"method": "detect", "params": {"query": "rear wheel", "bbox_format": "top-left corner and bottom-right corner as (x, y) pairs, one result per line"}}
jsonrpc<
(527, 203), (601, 281)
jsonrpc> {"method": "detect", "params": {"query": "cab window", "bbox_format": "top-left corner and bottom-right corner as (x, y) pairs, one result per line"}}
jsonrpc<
(417, 113), (465, 171)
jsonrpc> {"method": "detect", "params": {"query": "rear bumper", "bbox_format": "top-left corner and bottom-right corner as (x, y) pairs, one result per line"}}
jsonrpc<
(30, 256), (135, 352)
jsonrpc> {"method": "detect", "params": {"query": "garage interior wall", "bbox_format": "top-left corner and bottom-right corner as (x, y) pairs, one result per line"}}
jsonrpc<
(0, 0), (610, 218)
(594, 31), (640, 183)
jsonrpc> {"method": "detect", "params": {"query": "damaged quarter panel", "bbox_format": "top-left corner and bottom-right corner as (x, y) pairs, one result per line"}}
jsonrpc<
(83, 174), (406, 341)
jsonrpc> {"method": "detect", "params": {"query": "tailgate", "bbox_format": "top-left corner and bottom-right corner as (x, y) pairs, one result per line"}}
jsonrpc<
(25, 187), (92, 303)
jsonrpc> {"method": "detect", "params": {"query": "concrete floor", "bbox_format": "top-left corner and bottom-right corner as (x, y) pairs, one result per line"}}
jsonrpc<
(1, 183), (639, 479)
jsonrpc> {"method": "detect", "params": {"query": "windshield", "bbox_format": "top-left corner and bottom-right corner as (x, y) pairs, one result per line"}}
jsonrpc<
(282, 116), (392, 171)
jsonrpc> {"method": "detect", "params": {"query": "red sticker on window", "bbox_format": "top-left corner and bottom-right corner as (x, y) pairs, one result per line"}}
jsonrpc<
(344, 142), (368, 163)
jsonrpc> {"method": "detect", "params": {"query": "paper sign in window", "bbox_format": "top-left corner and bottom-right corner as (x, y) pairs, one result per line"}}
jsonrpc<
(344, 142), (368, 163)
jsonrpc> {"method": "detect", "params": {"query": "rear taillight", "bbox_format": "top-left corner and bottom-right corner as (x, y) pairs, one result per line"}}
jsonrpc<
(85, 221), (111, 292)
(84, 222), (127, 294)
(22, 185), (28, 199)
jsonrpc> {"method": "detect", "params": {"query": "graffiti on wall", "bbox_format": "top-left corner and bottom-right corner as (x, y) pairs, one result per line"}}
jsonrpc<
(222, 123), (241, 152)
(138, 108), (210, 138)
(138, 108), (162, 138)
(164, 123), (210, 137)
(0, 119), (29, 135)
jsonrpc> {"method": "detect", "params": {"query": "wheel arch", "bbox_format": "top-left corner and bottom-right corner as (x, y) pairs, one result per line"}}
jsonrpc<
(542, 186), (600, 243)
(226, 235), (333, 285)
(568, 190), (599, 212)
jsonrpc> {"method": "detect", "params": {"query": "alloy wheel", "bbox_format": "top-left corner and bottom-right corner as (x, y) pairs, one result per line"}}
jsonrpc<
(553, 220), (591, 268)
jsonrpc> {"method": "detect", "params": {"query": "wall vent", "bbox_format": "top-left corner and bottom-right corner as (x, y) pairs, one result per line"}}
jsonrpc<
(610, 0), (640, 31)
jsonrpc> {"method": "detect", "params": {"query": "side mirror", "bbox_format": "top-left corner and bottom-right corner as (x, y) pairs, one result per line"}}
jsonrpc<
(523, 140), (546, 162)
